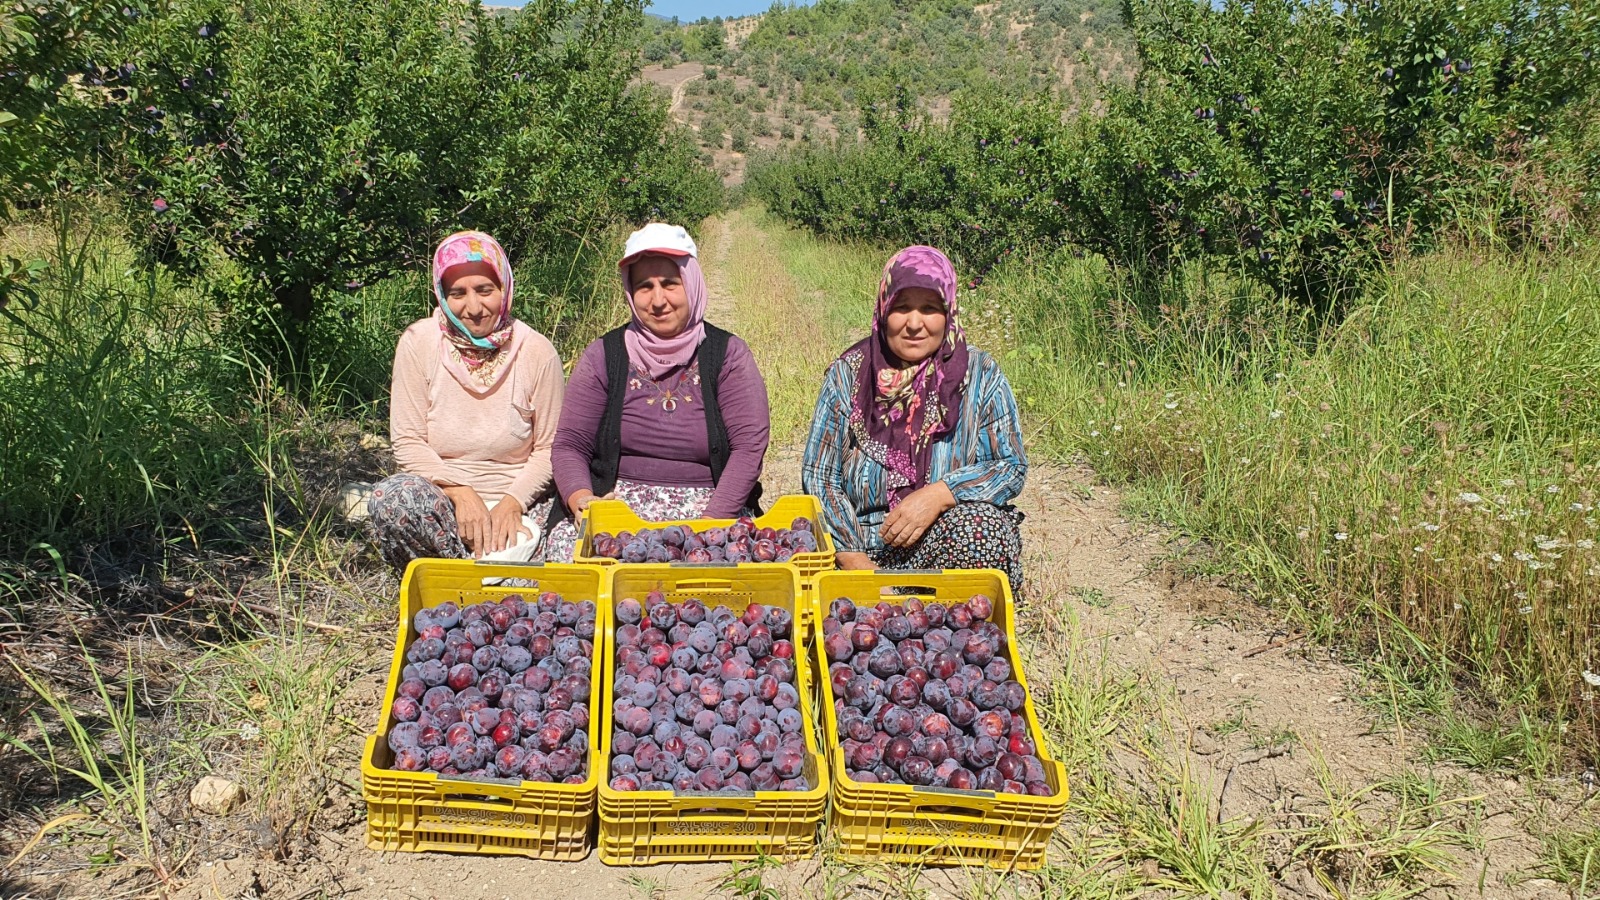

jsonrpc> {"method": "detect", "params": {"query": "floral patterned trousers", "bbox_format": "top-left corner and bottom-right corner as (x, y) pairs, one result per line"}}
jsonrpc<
(870, 502), (1026, 593)
(367, 473), (554, 570)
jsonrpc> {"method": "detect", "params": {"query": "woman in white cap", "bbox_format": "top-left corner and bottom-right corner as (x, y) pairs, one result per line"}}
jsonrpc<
(543, 223), (770, 561)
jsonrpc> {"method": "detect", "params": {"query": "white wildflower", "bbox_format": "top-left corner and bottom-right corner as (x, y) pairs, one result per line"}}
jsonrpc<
(1502, 478), (1517, 487)
(1578, 540), (1595, 550)
(1490, 553), (1504, 564)
(1334, 532), (1349, 541)
(1165, 401), (1178, 410)
(1548, 484), (1561, 494)
(1459, 492), (1483, 504)
(1514, 550), (1535, 562)
(1423, 523), (1441, 532)
(1089, 430), (1101, 437)
(1583, 671), (1600, 688)
(1573, 503), (1590, 512)
(1518, 603), (1533, 613)
(1113, 425), (1123, 432)
(1269, 410), (1284, 419)
(1538, 539), (1566, 551)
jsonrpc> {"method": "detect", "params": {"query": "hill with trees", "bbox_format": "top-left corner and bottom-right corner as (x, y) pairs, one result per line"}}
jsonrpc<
(639, 0), (1134, 181)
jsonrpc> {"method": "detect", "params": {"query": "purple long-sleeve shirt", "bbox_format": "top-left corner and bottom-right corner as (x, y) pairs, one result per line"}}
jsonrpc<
(552, 332), (770, 518)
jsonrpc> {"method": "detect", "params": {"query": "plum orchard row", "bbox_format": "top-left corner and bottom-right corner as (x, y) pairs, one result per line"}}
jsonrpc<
(589, 516), (819, 563)
(386, 594), (595, 781)
(822, 594), (1051, 795)
(609, 595), (808, 793)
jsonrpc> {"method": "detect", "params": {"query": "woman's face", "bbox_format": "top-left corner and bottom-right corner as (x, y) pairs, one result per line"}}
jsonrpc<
(883, 286), (948, 365)
(629, 255), (690, 339)
(442, 261), (504, 338)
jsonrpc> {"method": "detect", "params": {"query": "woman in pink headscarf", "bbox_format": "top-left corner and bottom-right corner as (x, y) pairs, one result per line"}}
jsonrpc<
(368, 231), (566, 568)
(544, 223), (770, 562)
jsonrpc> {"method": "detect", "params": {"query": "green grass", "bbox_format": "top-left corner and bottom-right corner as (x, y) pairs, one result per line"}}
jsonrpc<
(988, 240), (1600, 756)
(719, 206), (877, 444)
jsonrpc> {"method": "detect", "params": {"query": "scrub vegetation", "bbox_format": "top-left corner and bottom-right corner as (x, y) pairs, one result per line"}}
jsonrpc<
(3, 0), (1600, 896)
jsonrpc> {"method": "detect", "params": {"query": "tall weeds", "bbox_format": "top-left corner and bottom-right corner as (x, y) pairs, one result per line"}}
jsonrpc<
(995, 241), (1600, 753)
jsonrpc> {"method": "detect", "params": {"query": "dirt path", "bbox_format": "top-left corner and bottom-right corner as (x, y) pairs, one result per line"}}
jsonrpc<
(640, 64), (702, 129)
(161, 212), (1570, 900)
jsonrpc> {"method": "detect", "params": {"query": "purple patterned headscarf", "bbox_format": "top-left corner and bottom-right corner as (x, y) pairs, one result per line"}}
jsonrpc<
(843, 245), (969, 508)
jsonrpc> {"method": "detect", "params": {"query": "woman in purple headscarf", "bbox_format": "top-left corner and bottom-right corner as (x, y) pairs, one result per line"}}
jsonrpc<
(544, 223), (770, 561)
(802, 245), (1028, 590)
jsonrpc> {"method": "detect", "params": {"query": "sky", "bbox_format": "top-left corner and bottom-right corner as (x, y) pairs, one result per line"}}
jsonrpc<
(645, 0), (814, 20)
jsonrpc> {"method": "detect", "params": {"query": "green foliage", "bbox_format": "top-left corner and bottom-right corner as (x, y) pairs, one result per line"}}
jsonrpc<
(751, 0), (1599, 310)
(105, 0), (719, 376)
(0, 0), (148, 204)
(0, 0), (151, 308)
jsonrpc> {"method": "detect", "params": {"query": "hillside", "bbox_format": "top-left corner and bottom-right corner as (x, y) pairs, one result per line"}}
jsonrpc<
(639, 0), (1134, 182)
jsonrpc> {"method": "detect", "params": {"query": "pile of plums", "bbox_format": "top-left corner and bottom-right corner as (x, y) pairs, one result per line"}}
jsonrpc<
(385, 593), (595, 782)
(609, 593), (811, 793)
(590, 517), (819, 564)
(822, 593), (1052, 796)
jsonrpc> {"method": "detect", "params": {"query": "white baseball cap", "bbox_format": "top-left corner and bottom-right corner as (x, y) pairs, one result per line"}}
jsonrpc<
(621, 222), (698, 265)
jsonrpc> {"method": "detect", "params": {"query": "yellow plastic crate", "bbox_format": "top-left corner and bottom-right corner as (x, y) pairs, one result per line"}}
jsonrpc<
(574, 494), (836, 584)
(596, 564), (829, 865)
(812, 569), (1069, 870)
(362, 560), (609, 860)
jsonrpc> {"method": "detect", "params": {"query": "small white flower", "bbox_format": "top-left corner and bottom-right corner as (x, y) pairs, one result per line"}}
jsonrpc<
(240, 722), (261, 742)
(1334, 532), (1349, 541)
(1514, 550), (1535, 562)
(1459, 492), (1483, 504)
(1089, 430), (1101, 437)
(1297, 529), (1311, 540)
(1573, 503), (1589, 512)
(1583, 671), (1600, 687)
(1518, 603), (1533, 613)
(1452, 602), (1463, 611)
(1240, 457), (1252, 465)
(1491, 553), (1504, 563)
(1502, 478), (1517, 487)
(1589, 566), (1600, 577)
(1164, 401), (1178, 410)
(1117, 381), (1127, 388)
(1423, 523), (1441, 532)
(1113, 425), (1123, 432)
(1548, 484), (1561, 494)
(1269, 409), (1284, 419)
(1273, 372), (1285, 380)
(1414, 545), (1425, 553)
(1538, 539), (1566, 551)
(1578, 540), (1595, 550)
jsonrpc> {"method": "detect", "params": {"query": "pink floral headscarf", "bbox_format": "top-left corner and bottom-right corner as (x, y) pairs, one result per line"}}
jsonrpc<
(432, 230), (523, 392)
(842, 245), (969, 508)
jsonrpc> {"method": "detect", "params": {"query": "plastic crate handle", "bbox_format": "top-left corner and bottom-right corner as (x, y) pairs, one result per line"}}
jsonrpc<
(670, 578), (736, 593)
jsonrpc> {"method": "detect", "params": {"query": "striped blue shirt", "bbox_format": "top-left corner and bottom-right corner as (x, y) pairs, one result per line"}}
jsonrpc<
(801, 347), (1028, 552)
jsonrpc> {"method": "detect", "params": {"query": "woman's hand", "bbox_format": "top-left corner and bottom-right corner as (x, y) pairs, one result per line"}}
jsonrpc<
(880, 482), (957, 549)
(486, 495), (530, 554)
(443, 485), (493, 556)
(836, 551), (877, 571)
(565, 489), (618, 514)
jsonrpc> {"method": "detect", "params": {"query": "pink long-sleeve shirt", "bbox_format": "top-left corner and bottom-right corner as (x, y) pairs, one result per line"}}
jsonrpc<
(389, 319), (565, 509)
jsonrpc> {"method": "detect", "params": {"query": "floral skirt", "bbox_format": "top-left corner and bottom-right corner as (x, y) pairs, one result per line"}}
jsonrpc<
(543, 478), (721, 563)
(367, 473), (554, 570)
(869, 502), (1026, 593)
